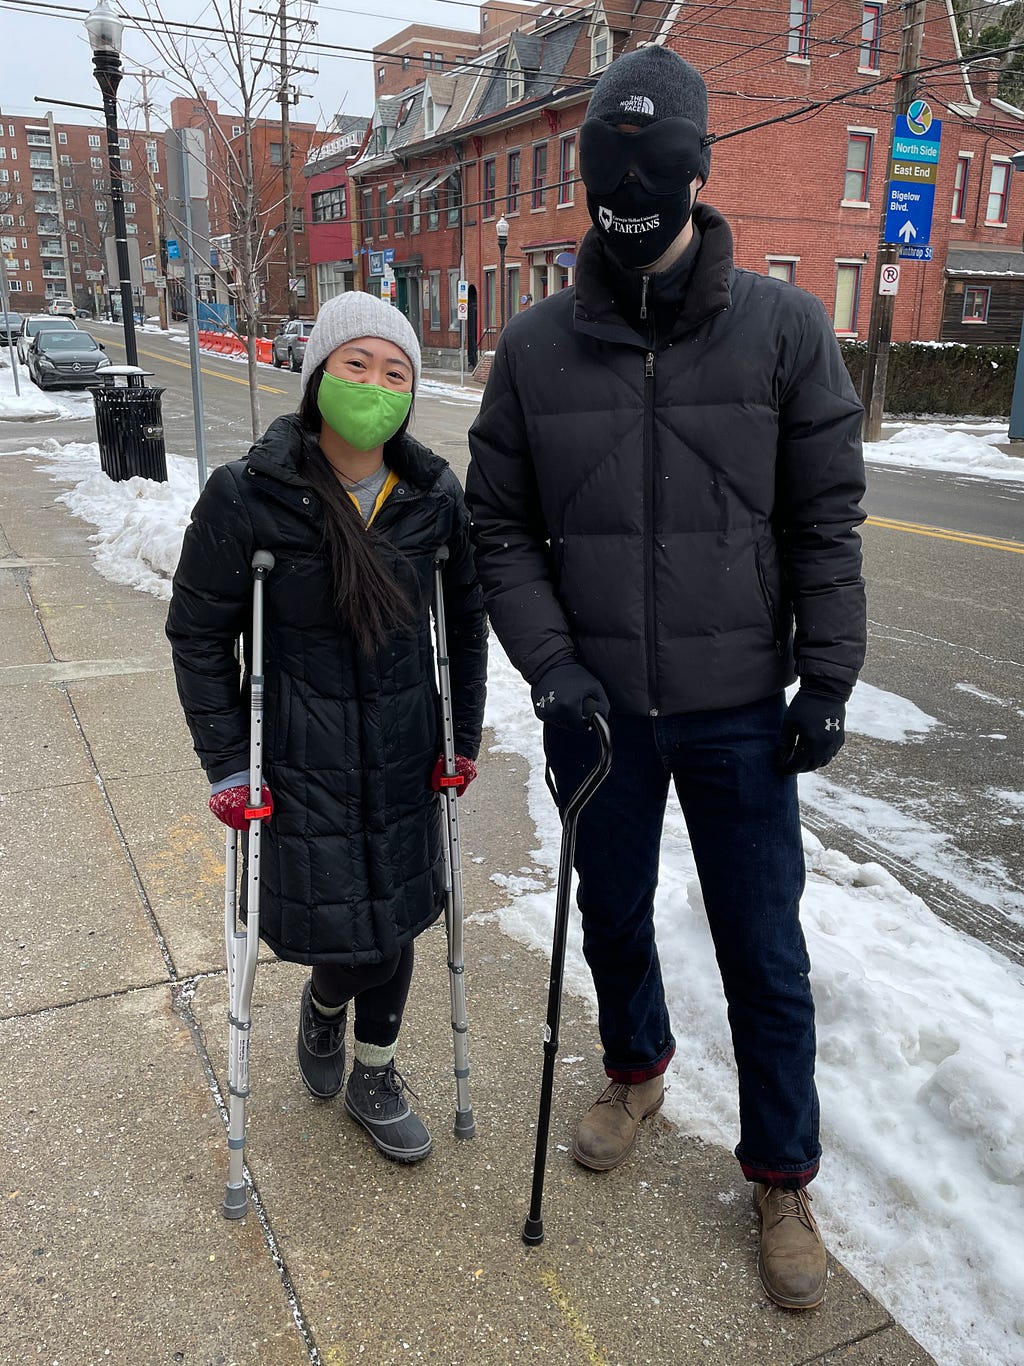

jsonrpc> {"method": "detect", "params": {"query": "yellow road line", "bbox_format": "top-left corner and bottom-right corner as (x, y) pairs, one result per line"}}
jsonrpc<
(101, 336), (288, 394)
(866, 515), (1024, 555)
(537, 1269), (609, 1366)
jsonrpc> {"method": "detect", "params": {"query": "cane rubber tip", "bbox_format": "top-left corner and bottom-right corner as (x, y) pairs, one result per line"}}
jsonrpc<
(222, 1186), (248, 1219)
(252, 550), (275, 571)
(454, 1111), (476, 1140)
(522, 1217), (544, 1246)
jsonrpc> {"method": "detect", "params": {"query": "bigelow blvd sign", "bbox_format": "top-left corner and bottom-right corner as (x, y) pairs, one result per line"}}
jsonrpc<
(884, 102), (942, 248)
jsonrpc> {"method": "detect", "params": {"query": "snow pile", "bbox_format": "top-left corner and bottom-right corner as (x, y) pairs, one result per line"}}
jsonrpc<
(483, 641), (1024, 1366)
(30, 439), (197, 598)
(0, 353), (99, 422)
(866, 424), (1024, 481)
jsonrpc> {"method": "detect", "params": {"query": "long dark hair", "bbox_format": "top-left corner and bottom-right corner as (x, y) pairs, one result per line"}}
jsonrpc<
(298, 361), (415, 654)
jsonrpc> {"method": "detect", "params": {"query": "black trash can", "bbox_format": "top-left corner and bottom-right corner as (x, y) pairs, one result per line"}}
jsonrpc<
(92, 384), (168, 483)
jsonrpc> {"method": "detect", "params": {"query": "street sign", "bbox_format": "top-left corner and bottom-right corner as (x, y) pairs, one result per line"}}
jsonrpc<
(879, 263), (900, 296)
(383, 248), (395, 264)
(883, 107), (941, 247)
(288, 276), (301, 290)
(898, 245), (933, 262)
(86, 269), (103, 281)
(166, 239), (181, 260)
(154, 275), (167, 288)
(457, 279), (468, 303)
(198, 273), (213, 288)
(457, 300), (468, 321)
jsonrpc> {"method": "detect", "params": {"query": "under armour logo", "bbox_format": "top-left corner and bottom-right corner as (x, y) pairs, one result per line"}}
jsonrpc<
(825, 717), (841, 732)
(536, 691), (555, 709)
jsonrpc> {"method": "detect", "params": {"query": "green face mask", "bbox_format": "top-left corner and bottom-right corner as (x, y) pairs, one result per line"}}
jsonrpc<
(316, 371), (413, 452)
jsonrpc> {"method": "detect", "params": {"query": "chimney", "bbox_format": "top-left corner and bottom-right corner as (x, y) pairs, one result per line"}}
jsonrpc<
(969, 57), (1001, 105)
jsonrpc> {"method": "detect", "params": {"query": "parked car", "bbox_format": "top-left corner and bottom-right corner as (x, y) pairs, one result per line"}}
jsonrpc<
(1, 309), (23, 346)
(75, 308), (93, 321)
(17, 314), (79, 366)
(27, 329), (112, 390)
(272, 319), (314, 371)
(48, 297), (77, 319)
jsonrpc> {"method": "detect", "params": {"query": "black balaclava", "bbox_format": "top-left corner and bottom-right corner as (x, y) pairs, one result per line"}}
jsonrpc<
(581, 46), (712, 272)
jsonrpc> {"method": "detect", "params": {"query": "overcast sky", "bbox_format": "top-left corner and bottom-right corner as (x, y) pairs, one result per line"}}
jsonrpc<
(1, 1), (488, 132)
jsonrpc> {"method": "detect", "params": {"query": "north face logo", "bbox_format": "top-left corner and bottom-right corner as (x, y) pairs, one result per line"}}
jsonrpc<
(620, 94), (655, 117)
(598, 205), (614, 229)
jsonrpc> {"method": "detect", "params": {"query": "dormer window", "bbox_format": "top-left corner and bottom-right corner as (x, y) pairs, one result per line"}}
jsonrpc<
(424, 94), (436, 136)
(508, 53), (524, 103)
(591, 14), (611, 72)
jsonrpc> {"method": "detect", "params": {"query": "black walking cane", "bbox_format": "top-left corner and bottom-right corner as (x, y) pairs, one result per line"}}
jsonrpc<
(523, 712), (612, 1246)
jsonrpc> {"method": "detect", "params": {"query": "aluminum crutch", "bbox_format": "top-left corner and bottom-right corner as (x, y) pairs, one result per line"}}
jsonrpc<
(523, 712), (612, 1245)
(432, 548), (475, 1140)
(222, 549), (275, 1219)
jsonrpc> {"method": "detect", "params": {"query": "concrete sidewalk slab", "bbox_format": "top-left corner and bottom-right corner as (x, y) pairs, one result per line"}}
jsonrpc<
(67, 668), (196, 783)
(0, 681), (95, 794)
(0, 985), (309, 1365)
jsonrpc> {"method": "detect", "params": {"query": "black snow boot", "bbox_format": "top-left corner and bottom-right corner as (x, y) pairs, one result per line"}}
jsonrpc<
(296, 980), (347, 1100)
(344, 1060), (432, 1163)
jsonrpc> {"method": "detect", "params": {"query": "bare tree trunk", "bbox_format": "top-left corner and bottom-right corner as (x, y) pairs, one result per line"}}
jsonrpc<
(241, 124), (262, 441)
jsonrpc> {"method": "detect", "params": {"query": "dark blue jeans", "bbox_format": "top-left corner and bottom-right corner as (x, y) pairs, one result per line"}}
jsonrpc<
(544, 694), (820, 1188)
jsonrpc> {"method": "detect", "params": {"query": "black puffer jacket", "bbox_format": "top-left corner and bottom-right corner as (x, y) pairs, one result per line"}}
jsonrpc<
(166, 414), (487, 966)
(466, 204), (866, 715)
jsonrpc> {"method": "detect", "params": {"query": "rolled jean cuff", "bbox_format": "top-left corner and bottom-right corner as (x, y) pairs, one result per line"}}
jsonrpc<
(605, 1041), (675, 1085)
(737, 1153), (820, 1190)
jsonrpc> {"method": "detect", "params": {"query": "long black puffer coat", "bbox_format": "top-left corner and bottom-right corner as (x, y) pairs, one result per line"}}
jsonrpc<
(166, 414), (487, 967)
(466, 204), (866, 716)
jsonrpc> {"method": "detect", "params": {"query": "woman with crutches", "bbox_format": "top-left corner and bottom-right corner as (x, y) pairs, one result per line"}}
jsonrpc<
(167, 291), (487, 1167)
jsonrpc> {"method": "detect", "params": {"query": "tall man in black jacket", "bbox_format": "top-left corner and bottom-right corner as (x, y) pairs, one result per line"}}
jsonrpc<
(466, 46), (866, 1310)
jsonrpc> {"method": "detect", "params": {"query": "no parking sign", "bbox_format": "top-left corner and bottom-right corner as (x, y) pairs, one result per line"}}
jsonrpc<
(879, 264), (901, 296)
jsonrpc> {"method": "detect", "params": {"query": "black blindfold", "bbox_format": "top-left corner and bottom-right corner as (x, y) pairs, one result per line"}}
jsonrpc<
(579, 116), (709, 197)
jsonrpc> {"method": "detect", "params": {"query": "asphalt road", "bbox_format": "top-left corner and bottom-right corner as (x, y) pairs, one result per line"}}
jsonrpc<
(22, 324), (1024, 966)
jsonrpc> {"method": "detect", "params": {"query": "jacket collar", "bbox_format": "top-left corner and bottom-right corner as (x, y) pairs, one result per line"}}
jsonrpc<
(246, 412), (448, 493)
(574, 202), (735, 348)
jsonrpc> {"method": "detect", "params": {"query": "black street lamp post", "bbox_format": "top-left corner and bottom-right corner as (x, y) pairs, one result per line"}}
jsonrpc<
(496, 213), (509, 333)
(85, 0), (138, 373)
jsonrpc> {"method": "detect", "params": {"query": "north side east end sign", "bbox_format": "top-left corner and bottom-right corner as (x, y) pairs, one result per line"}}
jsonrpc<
(884, 102), (941, 261)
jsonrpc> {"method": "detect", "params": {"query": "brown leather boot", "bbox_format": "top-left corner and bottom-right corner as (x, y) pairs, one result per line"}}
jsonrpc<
(571, 1076), (664, 1171)
(753, 1183), (827, 1309)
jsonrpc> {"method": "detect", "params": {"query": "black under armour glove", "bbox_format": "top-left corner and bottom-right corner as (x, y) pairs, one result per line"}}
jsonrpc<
(530, 661), (610, 732)
(778, 681), (850, 775)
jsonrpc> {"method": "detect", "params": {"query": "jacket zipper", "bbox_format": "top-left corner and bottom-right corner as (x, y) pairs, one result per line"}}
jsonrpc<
(643, 342), (658, 715)
(754, 550), (784, 655)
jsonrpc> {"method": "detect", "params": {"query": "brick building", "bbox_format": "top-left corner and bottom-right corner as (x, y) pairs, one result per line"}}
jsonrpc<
(346, 0), (1024, 367)
(0, 109), (161, 319)
(303, 118), (369, 310)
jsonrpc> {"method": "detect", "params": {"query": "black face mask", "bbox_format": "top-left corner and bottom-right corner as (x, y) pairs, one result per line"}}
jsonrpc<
(580, 116), (707, 271)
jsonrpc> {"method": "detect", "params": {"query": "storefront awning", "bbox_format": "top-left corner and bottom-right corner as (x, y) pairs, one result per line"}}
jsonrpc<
(387, 173), (432, 205)
(521, 237), (576, 252)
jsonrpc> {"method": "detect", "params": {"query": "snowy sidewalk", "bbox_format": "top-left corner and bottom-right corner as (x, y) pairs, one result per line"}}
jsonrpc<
(0, 435), (938, 1365)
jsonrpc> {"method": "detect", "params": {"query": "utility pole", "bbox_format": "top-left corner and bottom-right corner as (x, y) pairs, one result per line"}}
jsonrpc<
(278, 0), (299, 319)
(860, 0), (928, 442)
(137, 71), (168, 330)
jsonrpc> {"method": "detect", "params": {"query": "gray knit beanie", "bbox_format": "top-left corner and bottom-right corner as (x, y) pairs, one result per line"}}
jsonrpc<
(585, 45), (711, 181)
(300, 290), (422, 392)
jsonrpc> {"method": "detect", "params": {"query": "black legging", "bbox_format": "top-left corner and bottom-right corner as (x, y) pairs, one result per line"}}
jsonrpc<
(311, 942), (415, 1048)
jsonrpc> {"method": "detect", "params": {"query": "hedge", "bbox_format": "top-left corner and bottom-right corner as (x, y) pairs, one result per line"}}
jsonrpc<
(839, 340), (1017, 417)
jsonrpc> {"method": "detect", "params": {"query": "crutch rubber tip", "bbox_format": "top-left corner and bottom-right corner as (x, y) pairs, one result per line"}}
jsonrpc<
(222, 1185), (248, 1220)
(453, 1110), (476, 1140)
(522, 1217), (545, 1246)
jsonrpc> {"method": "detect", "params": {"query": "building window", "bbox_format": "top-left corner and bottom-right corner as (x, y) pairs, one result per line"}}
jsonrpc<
(423, 51), (432, 67)
(62, 176), (72, 187)
(91, 156), (103, 169)
(270, 142), (283, 166)
(394, 190), (407, 235)
(507, 150), (520, 213)
(232, 124), (243, 137)
(377, 187), (388, 237)
(126, 223), (138, 234)
(482, 157), (496, 217)
(952, 154), (971, 220)
(843, 132), (873, 203)
(95, 199), (106, 213)
(428, 269), (441, 329)
(118, 135), (129, 149)
(69, 241), (80, 253)
(311, 185), (347, 222)
(833, 262), (862, 333)
(378, 66), (386, 85)
(448, 267), (460, 329)
(125, 201), (136, 215)
(445, 173), (461, 227)
(859, 4), (883, 69)
(426, 187), (440, 231)
(507, 265), (520, 317)
(484, 267), (496, 330)
(788, 0), (812, 58)
(58, 131), (67, 144)
(532, 143), (547, 209)
(361, 187), (374, 241)
(508, 55), (524, 104)
(558, 134), (576, 205)
(433, 53), (445, 71)
(766, 258), (797, 282)
(402, 55), (410, 69)
(89, 134), (100, 148)
(6, 279), (20, 291)
(962, 286), (990, 323)
(591, 17), (610, 72)
(985, 160), (1010, 224)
